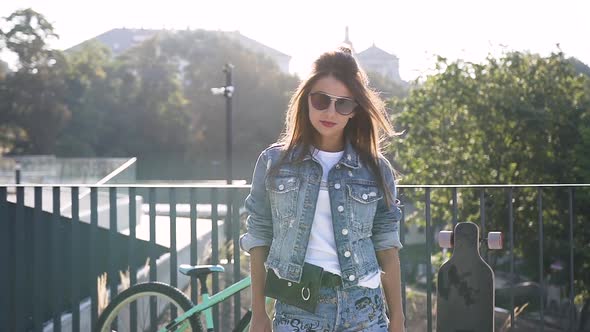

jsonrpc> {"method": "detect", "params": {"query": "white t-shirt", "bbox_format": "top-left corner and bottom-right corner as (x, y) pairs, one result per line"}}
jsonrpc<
(304, 148), (380, 288)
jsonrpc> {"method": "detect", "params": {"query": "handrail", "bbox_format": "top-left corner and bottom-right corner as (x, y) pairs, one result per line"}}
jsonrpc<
(4, 183), (590, 189)
(59, 157), (137, 212)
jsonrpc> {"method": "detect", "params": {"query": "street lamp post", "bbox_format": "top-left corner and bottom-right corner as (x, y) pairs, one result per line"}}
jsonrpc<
(211, 64), (235, 272)
(15, 162), (21, 184)
(211, 63), (234, 185)
(224, 64), (234, 185)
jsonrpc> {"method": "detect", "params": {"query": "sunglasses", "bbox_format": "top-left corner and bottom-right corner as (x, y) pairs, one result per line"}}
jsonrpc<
(309, 92), (358, 115)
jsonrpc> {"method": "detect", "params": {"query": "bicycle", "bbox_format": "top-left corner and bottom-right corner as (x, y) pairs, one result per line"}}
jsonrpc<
(96, 264), (258, 332)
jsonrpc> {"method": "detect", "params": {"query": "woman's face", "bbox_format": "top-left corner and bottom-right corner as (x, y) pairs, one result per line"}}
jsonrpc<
(308, 76), (356, 147)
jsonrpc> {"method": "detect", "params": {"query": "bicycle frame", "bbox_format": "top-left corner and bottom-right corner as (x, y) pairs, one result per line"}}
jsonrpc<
(160, 276), (252, 332)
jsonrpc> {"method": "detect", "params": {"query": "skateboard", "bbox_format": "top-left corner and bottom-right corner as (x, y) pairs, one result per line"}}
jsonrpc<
(436, 222), (503, 332)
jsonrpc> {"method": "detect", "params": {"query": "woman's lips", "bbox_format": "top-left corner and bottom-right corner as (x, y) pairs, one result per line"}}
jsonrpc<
(320, 120), (336, 127)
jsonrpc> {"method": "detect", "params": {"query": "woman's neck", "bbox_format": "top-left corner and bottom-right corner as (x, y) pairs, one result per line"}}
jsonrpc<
(313, 134), (345, 152)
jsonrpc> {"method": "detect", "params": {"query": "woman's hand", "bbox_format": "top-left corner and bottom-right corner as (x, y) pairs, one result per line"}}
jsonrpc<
(248, 246), (271, 332)
(377, 248), (405, 332)
(249, 312), (272, 332)
(388, 315), (406, 332)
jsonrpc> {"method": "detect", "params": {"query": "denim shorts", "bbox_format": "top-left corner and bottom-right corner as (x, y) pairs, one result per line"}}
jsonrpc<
(272, 285), (389, 332)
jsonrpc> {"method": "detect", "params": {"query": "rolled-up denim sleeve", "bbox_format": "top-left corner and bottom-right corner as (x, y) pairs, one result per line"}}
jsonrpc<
(239, 150), (274, 253)
(372, 157), (403, 250)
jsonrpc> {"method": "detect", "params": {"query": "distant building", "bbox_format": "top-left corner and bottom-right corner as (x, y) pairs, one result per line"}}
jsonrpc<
(342, 27), (404, 85)
(69, 28), (291, 74)
(222, 31), (291, 74)
(357, 44), (403, 84)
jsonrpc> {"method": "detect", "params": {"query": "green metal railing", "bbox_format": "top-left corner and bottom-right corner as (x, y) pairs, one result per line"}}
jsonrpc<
(0, 183), (587, 331)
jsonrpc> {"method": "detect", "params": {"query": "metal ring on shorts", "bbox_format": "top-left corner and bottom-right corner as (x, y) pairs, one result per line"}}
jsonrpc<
(301, 287), (310, 301)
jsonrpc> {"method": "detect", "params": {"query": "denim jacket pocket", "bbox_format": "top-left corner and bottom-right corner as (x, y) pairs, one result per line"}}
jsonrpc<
(346, 183), (382, 238)
(266, 175), (300, 221)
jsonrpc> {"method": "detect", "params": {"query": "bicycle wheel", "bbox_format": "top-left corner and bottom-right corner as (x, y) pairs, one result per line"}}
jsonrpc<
(95, 282), (203, 332)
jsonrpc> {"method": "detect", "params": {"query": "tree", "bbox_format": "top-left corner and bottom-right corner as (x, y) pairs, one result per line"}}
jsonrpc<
(55, 41), (114, 156)
(5, 56), (71, 154)
(390, 51), (590, 305)
(137, 30), (299, 179)
(166, 30), (298, 155)
(2, 8), (59, 71)
(0, 8), (70, 154)
(94, 35), (193, 158)
(1, 10), (299, 175)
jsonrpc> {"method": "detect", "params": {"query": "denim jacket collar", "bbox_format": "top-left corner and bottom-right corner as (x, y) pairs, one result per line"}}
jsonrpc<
(287, 139), (360, 169)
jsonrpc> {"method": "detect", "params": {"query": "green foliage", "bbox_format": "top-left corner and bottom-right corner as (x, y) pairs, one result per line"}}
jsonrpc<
(2, 8), (59, 71)
(390, 51), (590, 297)
(0, 8), (71, 154)
(8, 56), (71, 154)
(156, 30), (299, 161)
(55, 41), (113, 156)
(101, 36), (193, 157)
(393, 52), (590, 185)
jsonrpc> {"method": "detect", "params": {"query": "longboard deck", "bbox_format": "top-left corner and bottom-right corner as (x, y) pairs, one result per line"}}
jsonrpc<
(437, 222), (495, 332)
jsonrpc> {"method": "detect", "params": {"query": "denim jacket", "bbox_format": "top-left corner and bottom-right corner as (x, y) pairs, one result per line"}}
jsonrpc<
(240, 140), (403, 289)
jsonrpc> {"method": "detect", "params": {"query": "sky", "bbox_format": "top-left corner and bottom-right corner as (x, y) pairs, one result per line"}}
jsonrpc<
(1, 0), (589, 81)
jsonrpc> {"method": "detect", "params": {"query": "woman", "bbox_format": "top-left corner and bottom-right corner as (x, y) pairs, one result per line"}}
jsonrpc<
(240, 46), (405, 332)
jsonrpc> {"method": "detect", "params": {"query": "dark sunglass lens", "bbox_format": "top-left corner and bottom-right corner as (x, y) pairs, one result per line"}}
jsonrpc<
(335, 99), (356, 115)
(310, 93), (331, 110)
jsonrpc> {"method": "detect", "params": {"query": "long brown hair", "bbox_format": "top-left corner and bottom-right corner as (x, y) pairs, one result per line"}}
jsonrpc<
(272, 46), (397, 206)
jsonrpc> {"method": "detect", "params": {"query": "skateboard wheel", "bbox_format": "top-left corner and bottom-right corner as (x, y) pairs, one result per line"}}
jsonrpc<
(438, 230), (454, 248)
(487, 232), (503, 249)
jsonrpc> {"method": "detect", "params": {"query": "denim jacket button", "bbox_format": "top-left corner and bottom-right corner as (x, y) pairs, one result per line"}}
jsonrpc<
(334, 183), (341, 189)
(362, 193), (368, 200)
(344, 251), (351, 257)
(337, 205), (344, 212)
(348, 275), (356, 281)
(341, 228), (349, 235)
(278, 184), (285, 191)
